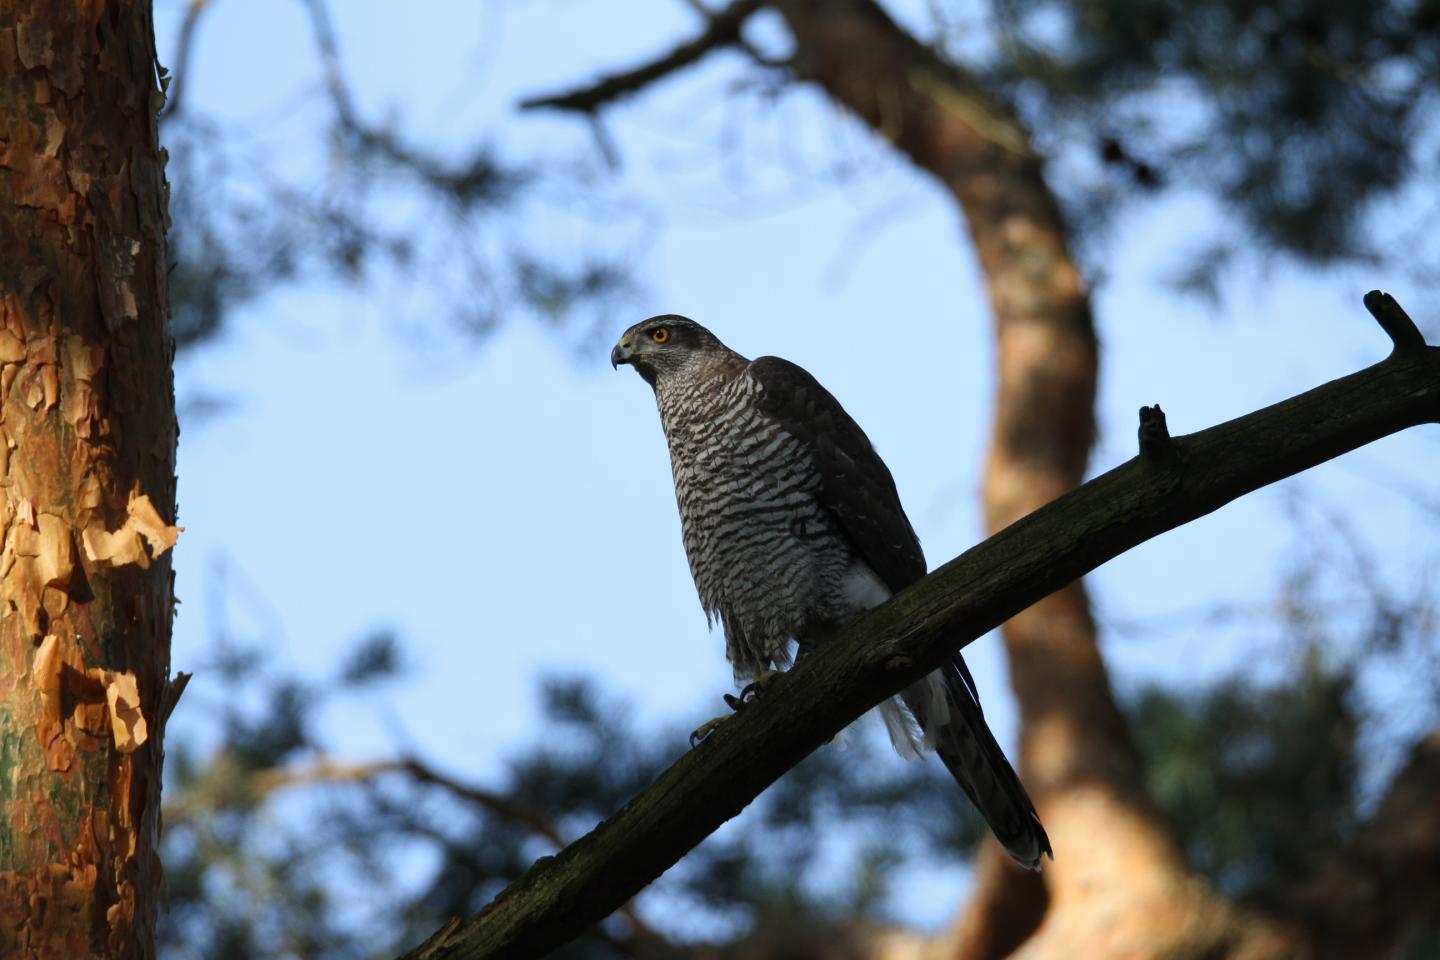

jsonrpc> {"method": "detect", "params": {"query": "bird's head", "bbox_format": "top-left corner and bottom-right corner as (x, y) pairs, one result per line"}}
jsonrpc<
(610, 315), (726, 386)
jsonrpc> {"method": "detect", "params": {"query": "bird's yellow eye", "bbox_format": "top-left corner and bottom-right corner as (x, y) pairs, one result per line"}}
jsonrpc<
(651, 326), (670, 344)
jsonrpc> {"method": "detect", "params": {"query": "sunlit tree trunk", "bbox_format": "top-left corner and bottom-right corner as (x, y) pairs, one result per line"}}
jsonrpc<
(769, 1), (1297, 956)
(0, 3), (179, 957)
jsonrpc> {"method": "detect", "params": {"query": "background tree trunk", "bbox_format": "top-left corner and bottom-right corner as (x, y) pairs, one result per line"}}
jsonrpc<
(0, 3), (178, 958)
(769, 1), (1297, 955)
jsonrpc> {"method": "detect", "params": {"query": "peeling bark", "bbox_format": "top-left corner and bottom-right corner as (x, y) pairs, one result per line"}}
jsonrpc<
(0, 3), (177, 958)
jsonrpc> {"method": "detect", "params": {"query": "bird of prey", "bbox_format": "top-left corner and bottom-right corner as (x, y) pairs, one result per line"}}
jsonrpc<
(611, 315), (1051, 869)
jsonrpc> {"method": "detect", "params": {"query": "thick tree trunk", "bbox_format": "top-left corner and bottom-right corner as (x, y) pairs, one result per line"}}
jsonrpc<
(768, 2), (1296, 956)
(0, 3), (178, 958)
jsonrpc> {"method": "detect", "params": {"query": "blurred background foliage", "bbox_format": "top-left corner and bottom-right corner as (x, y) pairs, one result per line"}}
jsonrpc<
(981, 0), (1440, 282)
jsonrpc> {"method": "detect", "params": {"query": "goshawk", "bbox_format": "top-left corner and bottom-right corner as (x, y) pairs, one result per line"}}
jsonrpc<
(612, 315), (1051, 869)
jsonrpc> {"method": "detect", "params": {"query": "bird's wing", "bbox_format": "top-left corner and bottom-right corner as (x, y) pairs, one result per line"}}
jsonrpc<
(748, 361), (1045, 865)
(747, 356), (926, 594)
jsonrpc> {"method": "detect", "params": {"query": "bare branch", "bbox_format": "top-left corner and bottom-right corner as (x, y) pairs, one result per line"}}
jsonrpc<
(158, 0), (213, 123)
(1365, 288), (1427, 353)
(519, 0), (763, 113)
(249, 757), (568, 849)
(299, 0), (513, 204)
(299, 0), (360, 131)
(160, 670), (192, 725)
(398, 295), (1440, 959)
(1137, 403), (1173, 461)
(394, 760), (570, 850)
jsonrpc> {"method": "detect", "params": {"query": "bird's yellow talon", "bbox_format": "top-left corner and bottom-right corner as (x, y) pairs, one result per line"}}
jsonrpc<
(689, 715), (730, 747)
(738, 668), (781, 704)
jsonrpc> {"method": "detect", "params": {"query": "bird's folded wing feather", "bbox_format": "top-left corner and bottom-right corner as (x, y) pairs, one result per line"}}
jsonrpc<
(746, 356), (927, 595)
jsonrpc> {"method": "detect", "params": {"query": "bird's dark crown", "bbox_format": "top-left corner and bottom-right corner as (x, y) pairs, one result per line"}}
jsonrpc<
(624, 315), (714, 346)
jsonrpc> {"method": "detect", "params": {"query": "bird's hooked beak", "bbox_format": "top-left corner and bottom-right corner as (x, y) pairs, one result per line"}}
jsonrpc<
(610, 336), (634, 370)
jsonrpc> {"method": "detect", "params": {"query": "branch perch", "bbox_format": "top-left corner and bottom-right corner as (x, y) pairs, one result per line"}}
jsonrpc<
(519, 0), (763, 113)
(403, 293), (1440, 960)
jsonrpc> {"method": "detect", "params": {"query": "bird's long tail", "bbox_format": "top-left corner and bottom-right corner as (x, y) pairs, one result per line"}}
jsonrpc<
(900, 656), (1052, 870)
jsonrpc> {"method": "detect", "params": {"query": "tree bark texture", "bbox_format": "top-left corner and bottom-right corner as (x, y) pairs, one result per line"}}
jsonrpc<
(0, 3), (179, 958)
(767, 2), (1285, 955)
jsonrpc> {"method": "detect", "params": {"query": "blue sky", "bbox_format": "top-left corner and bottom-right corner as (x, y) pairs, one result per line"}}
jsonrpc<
(154, 0), (1436, 934)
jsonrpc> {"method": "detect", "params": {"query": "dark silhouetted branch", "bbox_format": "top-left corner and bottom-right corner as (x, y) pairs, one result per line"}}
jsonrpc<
(1365, 289), (1427, 353)
(300, 0), (515, 205)
(519, 0), (763, 113)
(1137, 403), (1173, 461)
(159, 0), (212, 123)
(401, 293), (1440, 959)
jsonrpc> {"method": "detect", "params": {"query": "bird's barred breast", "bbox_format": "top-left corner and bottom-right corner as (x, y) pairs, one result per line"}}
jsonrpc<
(657, 374), (855, 672)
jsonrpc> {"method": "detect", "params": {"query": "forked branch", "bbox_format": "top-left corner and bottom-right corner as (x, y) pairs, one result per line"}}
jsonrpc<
(402, 294), (1440, 960)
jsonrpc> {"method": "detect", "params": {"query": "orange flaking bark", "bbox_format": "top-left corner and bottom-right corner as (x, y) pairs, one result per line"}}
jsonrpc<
(0, 4), (177, 956)
(101, 672), (147, 753)
(82, 491), (181, 570)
